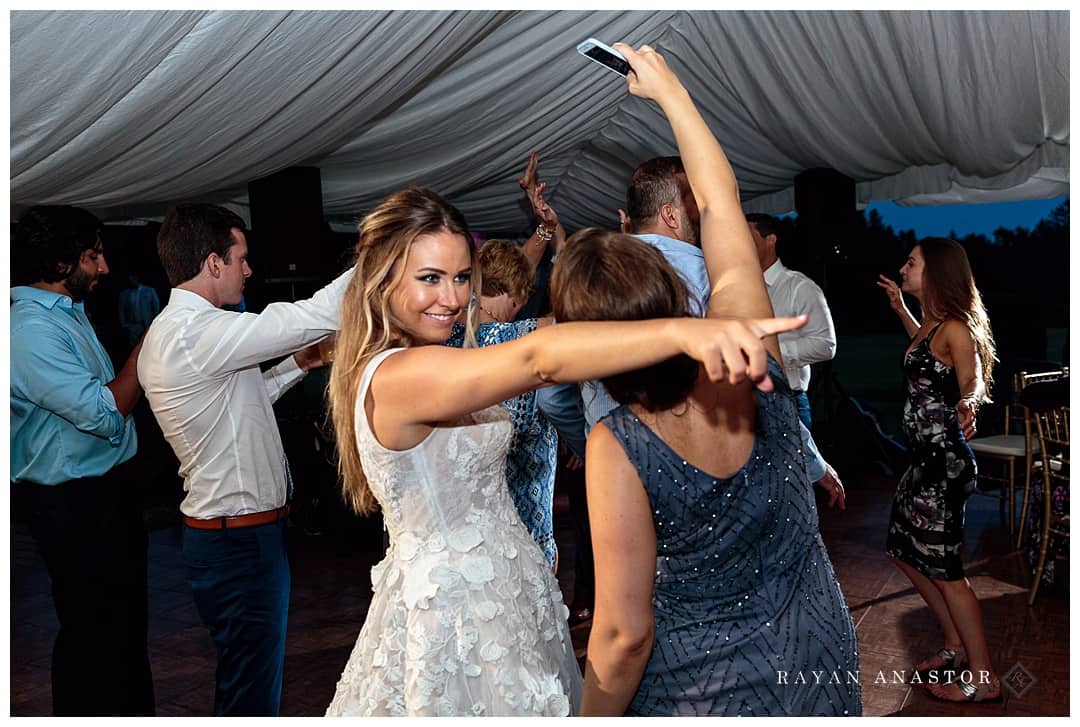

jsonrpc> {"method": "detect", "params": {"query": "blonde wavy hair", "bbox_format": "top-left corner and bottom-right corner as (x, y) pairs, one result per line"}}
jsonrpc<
(328, 187), (479, 515)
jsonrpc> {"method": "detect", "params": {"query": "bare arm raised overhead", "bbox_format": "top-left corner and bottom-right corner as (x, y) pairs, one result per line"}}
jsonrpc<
(614, 43), (776, 358)
(518, 151), (566, 270)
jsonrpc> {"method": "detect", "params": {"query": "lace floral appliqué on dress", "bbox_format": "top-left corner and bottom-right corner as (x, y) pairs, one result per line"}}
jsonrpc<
(326, 349), (582, 716)
(445, 320), (559, 566)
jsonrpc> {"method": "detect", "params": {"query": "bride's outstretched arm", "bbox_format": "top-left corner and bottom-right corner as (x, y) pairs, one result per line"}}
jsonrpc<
(369, 314), (805, 448)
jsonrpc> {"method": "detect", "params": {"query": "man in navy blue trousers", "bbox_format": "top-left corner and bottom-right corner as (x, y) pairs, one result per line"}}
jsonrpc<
(139, 204), (352, 715)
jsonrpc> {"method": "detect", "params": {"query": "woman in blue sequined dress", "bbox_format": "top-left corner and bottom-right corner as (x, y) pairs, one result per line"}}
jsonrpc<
(552, 43), (860, 716)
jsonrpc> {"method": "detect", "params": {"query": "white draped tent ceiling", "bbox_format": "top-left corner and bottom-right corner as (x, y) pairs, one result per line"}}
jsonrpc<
(11, 10), (1069, 235)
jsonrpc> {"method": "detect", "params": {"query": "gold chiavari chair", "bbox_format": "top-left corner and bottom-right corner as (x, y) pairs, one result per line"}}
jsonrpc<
(968, 369), (1067, 545)
(1022, 390), (1069, 605)
(1013, 368), (1069, 547)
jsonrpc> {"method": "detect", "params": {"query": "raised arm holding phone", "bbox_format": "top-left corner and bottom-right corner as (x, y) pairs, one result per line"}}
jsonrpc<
(555, 43), (861, 717)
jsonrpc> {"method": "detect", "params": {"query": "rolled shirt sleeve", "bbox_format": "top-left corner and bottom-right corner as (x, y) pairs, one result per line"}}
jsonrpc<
(11, 290), (138, 485)
(262, 353), (307, 405)
(12, 319), (128, 444)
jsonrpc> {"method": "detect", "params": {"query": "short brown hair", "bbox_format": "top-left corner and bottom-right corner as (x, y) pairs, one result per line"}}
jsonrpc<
(551, 228), (698, 411)
(745, 212), (782, 240)
(157, 203), (246, 286)
(625, 156), (689, 233)
(477, 239), (533, 301)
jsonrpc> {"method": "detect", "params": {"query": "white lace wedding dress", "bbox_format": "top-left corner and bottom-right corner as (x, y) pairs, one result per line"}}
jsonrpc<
(326, 349), (583, 716)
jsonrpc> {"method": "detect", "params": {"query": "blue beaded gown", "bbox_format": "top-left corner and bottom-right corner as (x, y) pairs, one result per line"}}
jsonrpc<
(602, 355), (860, 716)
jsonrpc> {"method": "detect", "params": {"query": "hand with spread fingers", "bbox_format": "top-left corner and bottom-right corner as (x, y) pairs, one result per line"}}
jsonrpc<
(530, 182), (559, 230)
(518, 151), (566, 262)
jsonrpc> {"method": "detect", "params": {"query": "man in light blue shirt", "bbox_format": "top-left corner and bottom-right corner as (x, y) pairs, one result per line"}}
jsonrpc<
(581, 157), (704, 429)
(10, 206), (152, 715)
(11, 285), (138, 481)
(583, 157), (843, 502)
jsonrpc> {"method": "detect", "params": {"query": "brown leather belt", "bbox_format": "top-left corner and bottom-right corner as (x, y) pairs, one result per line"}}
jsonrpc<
(183, 505), (289, 531)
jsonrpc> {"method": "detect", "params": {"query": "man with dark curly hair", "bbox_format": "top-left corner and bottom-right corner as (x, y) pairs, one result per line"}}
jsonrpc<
(10, 205), (154, 716)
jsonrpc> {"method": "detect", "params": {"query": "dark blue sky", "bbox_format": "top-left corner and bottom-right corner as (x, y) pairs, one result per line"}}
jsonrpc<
(864, 196), (1068, 239)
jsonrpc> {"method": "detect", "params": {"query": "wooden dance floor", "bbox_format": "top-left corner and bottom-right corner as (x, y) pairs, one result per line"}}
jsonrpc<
(10, 470), (1068, 716)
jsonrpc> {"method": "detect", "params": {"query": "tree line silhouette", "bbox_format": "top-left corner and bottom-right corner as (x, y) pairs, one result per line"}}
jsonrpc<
(775, 199), (1069, 388)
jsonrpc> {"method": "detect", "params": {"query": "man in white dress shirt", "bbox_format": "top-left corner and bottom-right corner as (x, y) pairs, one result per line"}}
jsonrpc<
(746, 213), (837, 429)
(138, 203), (352, 716)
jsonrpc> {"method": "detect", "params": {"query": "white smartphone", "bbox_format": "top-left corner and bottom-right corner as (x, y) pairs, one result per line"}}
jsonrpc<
(576, 38), (631, 77)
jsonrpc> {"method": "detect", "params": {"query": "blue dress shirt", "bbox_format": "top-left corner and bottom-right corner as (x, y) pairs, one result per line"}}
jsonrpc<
(535, 383), (587, 462)
(10, 286), (137, 485)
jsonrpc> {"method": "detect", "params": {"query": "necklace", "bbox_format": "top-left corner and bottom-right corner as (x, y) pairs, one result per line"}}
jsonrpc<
(685, 386), (725, 415)
(478, 303), (504, 323)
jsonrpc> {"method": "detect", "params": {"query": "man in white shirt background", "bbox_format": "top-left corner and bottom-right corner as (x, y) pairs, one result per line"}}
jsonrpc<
(746, 213), (838, 429)
(138, 203), (352, 716)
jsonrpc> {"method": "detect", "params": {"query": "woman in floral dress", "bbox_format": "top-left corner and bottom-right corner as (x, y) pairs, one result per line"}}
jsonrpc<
(877, 238), (1001, 703)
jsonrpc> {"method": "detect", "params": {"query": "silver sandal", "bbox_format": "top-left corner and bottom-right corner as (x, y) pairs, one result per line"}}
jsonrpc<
(911, 647), (966, 681)
(930, 677), (1003, 703)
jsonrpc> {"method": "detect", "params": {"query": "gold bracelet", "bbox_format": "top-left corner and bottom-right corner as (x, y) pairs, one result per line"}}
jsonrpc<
(535, 224), (555, 243)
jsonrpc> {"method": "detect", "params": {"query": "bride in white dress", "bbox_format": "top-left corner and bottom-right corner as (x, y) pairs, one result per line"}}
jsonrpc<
(324, 186), (805, 716)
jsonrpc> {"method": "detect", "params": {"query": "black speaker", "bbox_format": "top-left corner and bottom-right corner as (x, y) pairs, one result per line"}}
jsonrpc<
(794, 168), (855, 232)
(793, 168), (857, 269)
(247, 167), (326, 281)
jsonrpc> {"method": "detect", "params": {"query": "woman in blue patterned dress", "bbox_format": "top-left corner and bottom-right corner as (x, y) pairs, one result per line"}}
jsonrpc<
(445, 239), (560, 567)
(877, 238), (1001, 703)
(552, 44), (860, 716)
